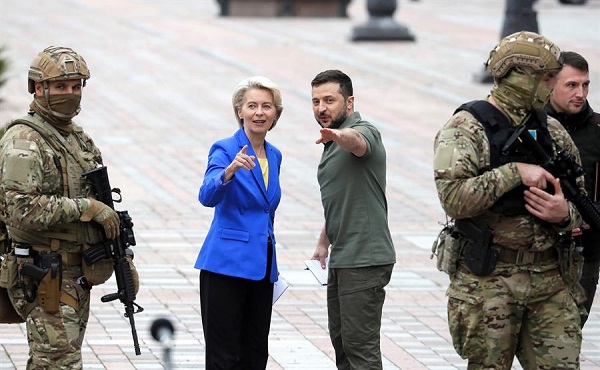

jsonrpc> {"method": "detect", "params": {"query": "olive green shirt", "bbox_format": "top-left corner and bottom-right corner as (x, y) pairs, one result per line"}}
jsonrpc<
(317, 112), (396, 268)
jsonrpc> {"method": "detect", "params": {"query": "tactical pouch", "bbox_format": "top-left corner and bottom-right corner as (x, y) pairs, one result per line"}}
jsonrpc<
(0, 222), (15, 289)
(0, 253), (18, 289)
(453, 219), (497, 276)
(82, 244), (114, 286)
(431, 224), (462, 277)
(36, 253), (62, 314)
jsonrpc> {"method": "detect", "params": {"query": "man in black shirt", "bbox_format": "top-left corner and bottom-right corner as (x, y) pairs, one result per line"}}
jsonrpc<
(546, 51), (600, 327)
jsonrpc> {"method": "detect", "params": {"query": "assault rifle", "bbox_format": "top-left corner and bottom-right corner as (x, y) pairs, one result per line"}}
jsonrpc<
(82, 166), (143, 355)
(515, 126), (600, 229)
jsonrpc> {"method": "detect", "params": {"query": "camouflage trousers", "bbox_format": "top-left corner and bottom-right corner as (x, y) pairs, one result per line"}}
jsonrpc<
(447, 266), (581, 370)
(8, 266), (90, 370)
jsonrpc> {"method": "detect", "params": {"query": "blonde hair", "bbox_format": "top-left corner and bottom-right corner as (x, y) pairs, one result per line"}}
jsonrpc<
(231, 76), (283, 130)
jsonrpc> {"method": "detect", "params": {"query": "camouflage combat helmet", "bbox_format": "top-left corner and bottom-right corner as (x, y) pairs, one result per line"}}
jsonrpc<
(485, 31), (562, 78)
(28, 46), (90, 94)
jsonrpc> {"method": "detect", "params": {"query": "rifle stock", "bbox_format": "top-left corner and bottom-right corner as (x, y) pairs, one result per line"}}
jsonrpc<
(82, 166), (143, 355)
(517, 129), (600, 229)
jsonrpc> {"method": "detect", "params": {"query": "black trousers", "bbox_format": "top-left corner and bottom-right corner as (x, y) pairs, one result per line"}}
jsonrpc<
(199, 242), (274, 370)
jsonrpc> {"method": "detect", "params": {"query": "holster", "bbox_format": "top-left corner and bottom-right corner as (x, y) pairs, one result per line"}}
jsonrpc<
(462, 240), (499, 276)
(35, 252), (62, 314)
(455, 219), (498, 276)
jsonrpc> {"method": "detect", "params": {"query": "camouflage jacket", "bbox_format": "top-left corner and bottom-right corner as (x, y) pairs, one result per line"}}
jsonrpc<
(0, 113), (103, 247)
(433, 107), (584, 252)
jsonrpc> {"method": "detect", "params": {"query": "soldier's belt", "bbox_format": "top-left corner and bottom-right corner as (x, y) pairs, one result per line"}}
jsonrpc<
(59, 292), (77, 310)
(497, 247), (557, 265)
(31, 246), (82, 266)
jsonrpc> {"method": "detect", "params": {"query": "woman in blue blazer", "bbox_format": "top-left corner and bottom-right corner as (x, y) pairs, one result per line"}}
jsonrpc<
(195, 76), (283, 370)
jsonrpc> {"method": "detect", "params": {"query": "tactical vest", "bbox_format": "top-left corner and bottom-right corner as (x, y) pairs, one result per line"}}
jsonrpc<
(455, 100), (555, 216)
(4, 114), (103, 250)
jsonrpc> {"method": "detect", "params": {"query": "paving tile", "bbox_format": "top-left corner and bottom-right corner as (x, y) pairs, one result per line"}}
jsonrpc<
(1, 0), (599, 369)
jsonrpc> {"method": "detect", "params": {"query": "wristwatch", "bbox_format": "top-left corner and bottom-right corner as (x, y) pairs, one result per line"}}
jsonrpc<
(557, 215), (571, 228)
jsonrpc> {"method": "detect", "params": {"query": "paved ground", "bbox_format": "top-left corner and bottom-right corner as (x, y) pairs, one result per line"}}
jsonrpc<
(0, 0), (599, 369)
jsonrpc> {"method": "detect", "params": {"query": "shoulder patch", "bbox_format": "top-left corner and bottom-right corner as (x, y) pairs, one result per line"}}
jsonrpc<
(12, 138), (34, 151)
(3, 155), (34, 183)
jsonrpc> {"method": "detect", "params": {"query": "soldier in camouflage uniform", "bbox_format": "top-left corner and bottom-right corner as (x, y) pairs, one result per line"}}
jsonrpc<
(0, 46), (120, 369)
(433, 32), (584, 369)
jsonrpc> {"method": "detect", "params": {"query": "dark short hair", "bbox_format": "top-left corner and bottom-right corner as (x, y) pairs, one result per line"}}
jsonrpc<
(560, 51), (588, 73)
(311, 70), (353, 100)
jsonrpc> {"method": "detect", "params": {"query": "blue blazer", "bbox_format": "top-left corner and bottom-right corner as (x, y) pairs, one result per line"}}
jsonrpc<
(194, 128), (282, 282)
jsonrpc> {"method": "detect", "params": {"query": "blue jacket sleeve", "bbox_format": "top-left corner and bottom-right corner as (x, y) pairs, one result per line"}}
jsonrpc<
(199, 142), (233, 207)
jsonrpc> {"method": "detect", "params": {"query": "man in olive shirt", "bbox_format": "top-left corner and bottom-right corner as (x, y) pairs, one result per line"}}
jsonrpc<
(309, 70), (396, 370)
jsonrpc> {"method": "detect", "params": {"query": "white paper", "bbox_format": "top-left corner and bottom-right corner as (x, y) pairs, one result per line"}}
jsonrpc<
(273, 278), (289, 305)
(304, 258), (329, 286)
